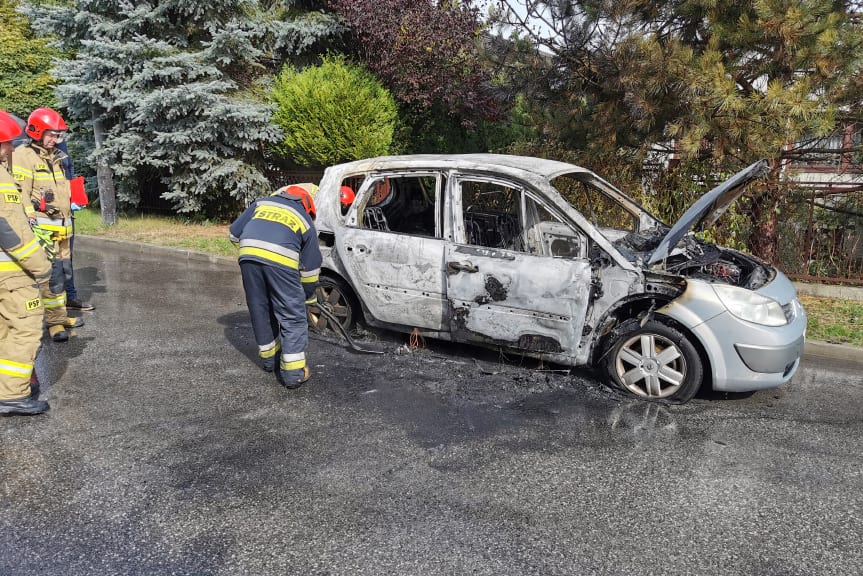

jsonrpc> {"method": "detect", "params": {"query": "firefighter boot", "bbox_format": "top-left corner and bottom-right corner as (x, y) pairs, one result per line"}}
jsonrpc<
(0, 397), (50, 416)
(278, 366), (311, 389)
(64, 317), (84, 328)
(48, 324), (68, 342)
(30, 371), (40, 399)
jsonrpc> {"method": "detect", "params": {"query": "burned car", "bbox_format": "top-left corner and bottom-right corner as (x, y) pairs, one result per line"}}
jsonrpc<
(308, 154), (806, 402)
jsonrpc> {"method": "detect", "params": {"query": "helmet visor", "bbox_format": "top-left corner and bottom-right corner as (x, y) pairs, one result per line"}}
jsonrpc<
(44, 130), (66, 143)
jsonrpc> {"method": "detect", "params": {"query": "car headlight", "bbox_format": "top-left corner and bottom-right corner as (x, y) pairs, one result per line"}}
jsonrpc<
(712, 284), (787, 326)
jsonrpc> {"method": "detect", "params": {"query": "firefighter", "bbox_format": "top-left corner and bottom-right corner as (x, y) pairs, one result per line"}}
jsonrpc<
(340, 185), (355, 215)
(229, 183), (322, 388)
(0, 109), (55, 415)
(12, 107), (83, 342)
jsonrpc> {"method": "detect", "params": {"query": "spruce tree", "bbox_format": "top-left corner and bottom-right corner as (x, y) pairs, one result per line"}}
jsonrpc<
(495, 0), (863, 264)
(21, 0), (343, 220)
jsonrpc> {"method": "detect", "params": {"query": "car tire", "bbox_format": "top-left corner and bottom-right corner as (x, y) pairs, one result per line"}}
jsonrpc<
(308, 275), (358, 335)
(604, 318), (703, 403)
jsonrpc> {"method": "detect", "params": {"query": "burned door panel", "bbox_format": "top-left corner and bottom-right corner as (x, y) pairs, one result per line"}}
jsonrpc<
(445, 244), (591, 356)
(338, 228), (446, 330)
(445, 174), (593, 358)
(336, 172), (447, 330)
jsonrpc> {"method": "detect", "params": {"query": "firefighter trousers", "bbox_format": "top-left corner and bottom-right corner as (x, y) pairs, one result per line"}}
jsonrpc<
(240, 261), (309, 382)
(42, 237), (72, 327)
(0, 276), (43, 401)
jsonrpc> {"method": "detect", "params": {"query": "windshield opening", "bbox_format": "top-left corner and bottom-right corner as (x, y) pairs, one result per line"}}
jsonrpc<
(550, 173), (641, 233)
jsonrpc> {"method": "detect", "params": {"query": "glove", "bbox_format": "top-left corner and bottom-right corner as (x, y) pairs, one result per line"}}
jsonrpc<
(71, 202), (82, 211)
(49, 261), (65, 294)
(31, 226), (56, 260)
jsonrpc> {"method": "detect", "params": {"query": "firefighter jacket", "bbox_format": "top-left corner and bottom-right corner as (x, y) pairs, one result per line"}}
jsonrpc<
(12, 142), (73, 241)
(0, 164), (51, 284)
(229, 191), (322, 302)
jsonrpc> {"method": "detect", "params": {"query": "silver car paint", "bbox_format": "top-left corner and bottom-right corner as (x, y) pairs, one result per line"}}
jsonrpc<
(659, 273), (807, 391)
(314, 154), (806, 393)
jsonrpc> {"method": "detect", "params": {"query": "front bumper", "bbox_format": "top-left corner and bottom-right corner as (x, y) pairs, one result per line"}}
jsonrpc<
(660, 275), (808, 393)
(691, 310), (806, 392)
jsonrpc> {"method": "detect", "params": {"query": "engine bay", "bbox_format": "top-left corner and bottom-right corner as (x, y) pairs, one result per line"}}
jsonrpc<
(613, 230), (773, 289)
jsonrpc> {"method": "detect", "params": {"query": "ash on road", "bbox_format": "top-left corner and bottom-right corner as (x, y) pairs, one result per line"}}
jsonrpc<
(1, 237), (861, 576)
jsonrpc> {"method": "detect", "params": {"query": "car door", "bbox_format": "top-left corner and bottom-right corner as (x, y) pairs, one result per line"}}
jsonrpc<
(336, 171), (448, 330)
(445, 174), (592, 358)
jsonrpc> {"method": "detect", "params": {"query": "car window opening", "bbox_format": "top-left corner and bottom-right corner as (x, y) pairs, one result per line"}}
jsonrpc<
(358, 174), (441, 238)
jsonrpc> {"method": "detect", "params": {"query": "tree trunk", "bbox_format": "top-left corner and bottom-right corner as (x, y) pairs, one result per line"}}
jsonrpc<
(92, 111), (117, 226)
(747, 166), (783, 264)
(749, 195), (778, 263)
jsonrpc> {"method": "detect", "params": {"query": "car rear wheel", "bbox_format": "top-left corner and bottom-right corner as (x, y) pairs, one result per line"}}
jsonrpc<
(308, 275), (358, 335)
(604, 318), (702, 403)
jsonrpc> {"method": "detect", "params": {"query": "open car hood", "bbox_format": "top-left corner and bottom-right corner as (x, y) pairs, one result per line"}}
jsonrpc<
(647, 159), (770, 266)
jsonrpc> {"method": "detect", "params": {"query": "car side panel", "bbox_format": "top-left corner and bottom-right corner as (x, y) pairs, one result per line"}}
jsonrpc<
(445, 243), (591, 357)
(336, 227), (447, 330)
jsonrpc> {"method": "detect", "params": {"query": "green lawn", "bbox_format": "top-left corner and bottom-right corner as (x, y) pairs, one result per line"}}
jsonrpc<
(74, 208), (236, 257)
(799, 295), (863, 347)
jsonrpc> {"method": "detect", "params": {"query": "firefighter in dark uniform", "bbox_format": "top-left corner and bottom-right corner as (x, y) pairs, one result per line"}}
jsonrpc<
(229, 183), (322, 388)
(0, 109), (54, 415)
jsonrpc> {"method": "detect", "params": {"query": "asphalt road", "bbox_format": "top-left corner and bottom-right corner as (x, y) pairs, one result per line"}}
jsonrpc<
(1, 238), (861, 576)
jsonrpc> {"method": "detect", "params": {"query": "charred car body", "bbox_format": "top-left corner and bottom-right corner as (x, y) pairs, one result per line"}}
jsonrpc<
(309, 154), (806, 402)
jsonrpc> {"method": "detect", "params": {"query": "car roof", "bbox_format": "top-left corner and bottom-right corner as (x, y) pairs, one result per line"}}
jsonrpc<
(328, 154), (591, 180)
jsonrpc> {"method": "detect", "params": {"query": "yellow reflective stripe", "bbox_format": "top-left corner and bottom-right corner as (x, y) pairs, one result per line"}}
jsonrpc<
(12, 166), (33, 179)
(24, 205), (36, 216)
(35, 218), (72, 230)
(32, 173), (64, 182)
(0, 358), (33, 378)
(43, 294), (66, 309)
(238, 246), (299, 269)
(301, 267), (319, 284)
(280, 359), (306, 371)
(10, 238), (40, 259)
(280, 352), (305, 371)
(0, 261), (24, 272)
(305, 297), (317, 305)
(259, 341), (280, 359)
(239, 239), (299, 260)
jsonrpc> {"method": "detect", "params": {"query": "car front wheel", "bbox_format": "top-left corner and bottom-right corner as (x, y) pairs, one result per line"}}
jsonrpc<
(604, 319), (703, 403)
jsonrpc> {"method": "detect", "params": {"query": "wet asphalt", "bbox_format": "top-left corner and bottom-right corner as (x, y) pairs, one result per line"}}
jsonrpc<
(1, 237), (862, 576)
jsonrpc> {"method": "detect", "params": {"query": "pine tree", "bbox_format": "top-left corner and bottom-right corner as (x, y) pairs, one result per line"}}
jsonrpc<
(21, 0), (343, 221)
(494, 0), (863, 263)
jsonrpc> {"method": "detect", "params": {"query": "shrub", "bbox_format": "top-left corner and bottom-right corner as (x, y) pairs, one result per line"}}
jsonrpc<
(270, 55), (398, 166)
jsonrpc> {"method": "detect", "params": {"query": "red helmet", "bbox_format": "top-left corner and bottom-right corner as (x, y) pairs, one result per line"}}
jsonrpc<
(0, 110), (24, 143)
(340, 186), (355, 207)
(276, 183), (318, 220)
(26, 107), (67, 140)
